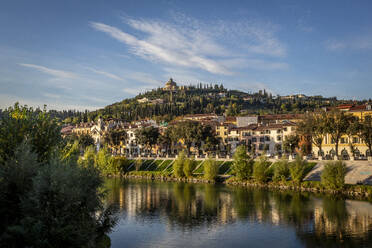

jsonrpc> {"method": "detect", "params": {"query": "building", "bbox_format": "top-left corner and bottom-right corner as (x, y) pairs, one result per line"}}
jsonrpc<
(163, 78), (178, 91)
(312, 104), (372, 159)
(236, 116), (258, 127)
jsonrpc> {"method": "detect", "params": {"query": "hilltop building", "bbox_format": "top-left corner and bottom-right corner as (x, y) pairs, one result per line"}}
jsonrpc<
(163, 78), (178, 91)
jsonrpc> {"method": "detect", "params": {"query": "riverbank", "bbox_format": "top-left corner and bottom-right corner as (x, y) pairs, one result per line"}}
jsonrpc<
(122, 173), (372, 201)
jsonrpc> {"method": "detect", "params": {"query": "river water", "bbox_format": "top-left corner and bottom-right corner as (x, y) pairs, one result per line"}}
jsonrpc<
(104, 178), (372, 248)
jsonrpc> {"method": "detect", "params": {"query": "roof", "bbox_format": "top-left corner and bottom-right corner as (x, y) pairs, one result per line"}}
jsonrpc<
(258, 114), (304, 121)
(255, 122), (296, 131)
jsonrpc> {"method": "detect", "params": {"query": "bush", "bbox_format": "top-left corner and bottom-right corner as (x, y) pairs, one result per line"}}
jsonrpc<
(321, 161), (347, 190)
(183, 159), (196, 178)
(252, 156), (270, 183)
(135, 159), (142, 171)
(204, 159), (219, 181)
(0, 144), (117, 247)
(289, 156), (307, 184)
(78, 146), (96, 168)
(173, 150), (186, 178)
(232, 145), (254, 180)
(96, 147), (114, 175)
(272, 159), (290, 183)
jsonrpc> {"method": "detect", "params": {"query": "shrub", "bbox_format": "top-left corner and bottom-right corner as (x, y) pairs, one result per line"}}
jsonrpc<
(0, 144), (117, 247)
(173, 150), (186, 178)
(183, 159), (196, 178)
(253, 156), (270, 183)
(135, 159), (142, 171)
(289, 156), (307, 184)
(78, 146), (96, 168)
(272, 159), (290, 183)
(321, 161), (347, 190)
(204, 159), (219, 181)
(96, 147), (114, 175)
(232, 145), (254, 180)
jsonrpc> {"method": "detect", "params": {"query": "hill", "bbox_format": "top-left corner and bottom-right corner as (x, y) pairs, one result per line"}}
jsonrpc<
(81, 79), (355, 123)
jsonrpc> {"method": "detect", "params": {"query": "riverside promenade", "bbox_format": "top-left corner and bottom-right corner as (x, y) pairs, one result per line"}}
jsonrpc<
(304, 160), (372, 185)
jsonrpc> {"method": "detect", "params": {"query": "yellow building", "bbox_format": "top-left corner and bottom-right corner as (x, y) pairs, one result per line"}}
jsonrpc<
(163, 78), (178, 91)
(312, 104), (372, 159)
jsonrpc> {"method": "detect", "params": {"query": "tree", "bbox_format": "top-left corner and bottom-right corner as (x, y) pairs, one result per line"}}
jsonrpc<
(78, 146), (96, 168)
(324, 110), (349, 158)
(253, 156), (270, 183)
(0, 110), (117, 247)
(203, 159), (218, 181)
(289, 156), (308, 185)
(232, 145), (254, 180)
(0, 103), (61, 163)
(183, 158), (196, 178)
(296, 113), (326, 157)
(321, 161), (347, 190)
(78, 133), (95, 149)
(173, 150), (186, 178)
(359, 116), (372, 157)
(135, 126), (159, 154)
(104, 129), (127, 147)
(346, 116), (360, 157)
(283, 135), (299, 155)
(272, 159), (289, 183)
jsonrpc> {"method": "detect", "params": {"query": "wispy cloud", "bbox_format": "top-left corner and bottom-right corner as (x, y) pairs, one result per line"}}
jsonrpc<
(90, 15), (287, 75)
(325, 34), (372, 51)
(85, 67), (124, 81)
(19, 63), (78, 79)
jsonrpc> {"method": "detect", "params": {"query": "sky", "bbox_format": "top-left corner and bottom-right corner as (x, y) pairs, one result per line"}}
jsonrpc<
(1, 0), (372, 110)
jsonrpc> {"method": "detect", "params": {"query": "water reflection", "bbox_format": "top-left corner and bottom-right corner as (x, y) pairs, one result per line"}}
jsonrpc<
(105, 178), (372, 248)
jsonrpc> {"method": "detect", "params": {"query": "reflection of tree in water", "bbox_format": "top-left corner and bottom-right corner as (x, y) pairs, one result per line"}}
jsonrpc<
(296, 196), (372, 248)
(104, 179), (372, 247)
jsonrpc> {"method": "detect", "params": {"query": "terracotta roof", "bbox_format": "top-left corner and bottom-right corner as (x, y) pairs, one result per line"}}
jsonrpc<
(255, 122), (296, 131)
(258, 114), (304, 120)
(225, 116), (237, 122)
(349, 105), (371, 112)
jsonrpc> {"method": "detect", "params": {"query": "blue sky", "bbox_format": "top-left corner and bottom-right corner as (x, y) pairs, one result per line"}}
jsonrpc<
(1, 0), (372, 110)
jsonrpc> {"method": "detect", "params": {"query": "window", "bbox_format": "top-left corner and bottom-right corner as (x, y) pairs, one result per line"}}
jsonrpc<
(353, 137), (359, 143)
(224, 132), (227, 135)
(260, 137), (264, 143)
(283, 128), (287, 131)
(277, 136), (281, 141)
(252, 137), (257, 142)
(258, 144), (264, 150)
(265, 136), (270, 141)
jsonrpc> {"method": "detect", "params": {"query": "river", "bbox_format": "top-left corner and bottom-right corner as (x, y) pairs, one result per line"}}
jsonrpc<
(104, 178), (372, 248)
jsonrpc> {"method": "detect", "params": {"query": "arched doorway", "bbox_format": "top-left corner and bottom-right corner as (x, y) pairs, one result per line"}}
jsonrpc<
(354, 148), (360, 158)
(341, 148), (349, 160)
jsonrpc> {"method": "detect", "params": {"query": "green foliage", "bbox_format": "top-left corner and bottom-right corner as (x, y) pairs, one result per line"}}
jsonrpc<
(324, 110), (349, 157)
(0, 144), (117, 247)
(289, 156), (308, 184)
(0, 103), (61, 163)
(96, 147), (114, 175)
(252, 157), (270, 183)
(78, 133), (95, 149)
(183, 159), (196, 178)
(173, 150), (186, 178)
(321, 161), (347, 190)
(135, 159), (142, 171)
(78, 146), (96, 168)
(203, 159), (219, 181)
(61, 140), (80, 165)
(232, 145), (253, 180)
(359, 116), (372, 155)
(283, 135), (299, 154)
(272, 159), (290, 183)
